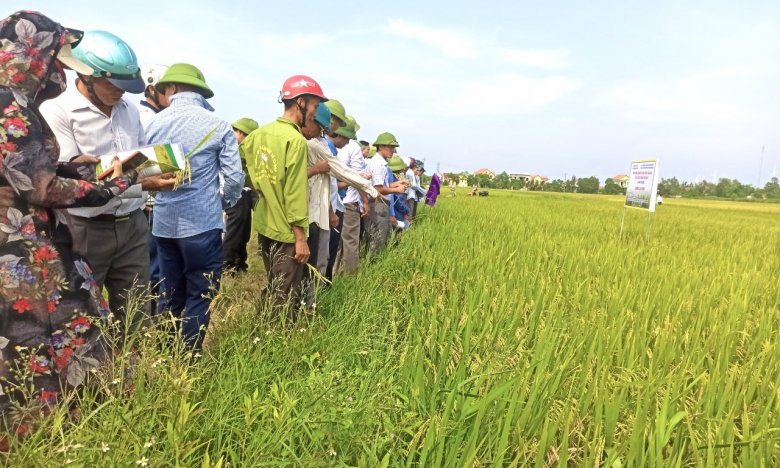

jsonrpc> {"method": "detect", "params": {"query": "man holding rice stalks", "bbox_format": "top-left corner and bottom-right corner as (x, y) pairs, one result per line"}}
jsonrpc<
(364, 133), (408, 254)
(301, 104), (378, 305)
(145, 63), (244, 350)
(388, 156), (412, 230)
(243, 75), (327, 320)
(332, 117), (373, 275)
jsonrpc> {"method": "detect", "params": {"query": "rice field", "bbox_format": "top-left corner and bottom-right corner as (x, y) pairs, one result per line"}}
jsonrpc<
(5, 190), (780, 467)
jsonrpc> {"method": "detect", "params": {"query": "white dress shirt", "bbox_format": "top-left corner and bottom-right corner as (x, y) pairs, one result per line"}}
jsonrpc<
(405, 168), (420, 201)
(137, 101), (158, 129)
(40, 88), (146, 218)
(337, 140), (367, 205)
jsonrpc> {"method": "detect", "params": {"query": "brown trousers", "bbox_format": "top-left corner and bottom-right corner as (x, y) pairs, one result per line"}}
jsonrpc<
(258, 233), (304, 321)
(366, 199), (391, 255)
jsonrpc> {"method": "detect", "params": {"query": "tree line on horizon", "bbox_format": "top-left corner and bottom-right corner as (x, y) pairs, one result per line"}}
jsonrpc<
(443, 172), (780, 200)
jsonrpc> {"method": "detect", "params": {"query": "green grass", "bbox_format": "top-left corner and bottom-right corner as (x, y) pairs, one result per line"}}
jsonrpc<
(4, 190), (780, 467)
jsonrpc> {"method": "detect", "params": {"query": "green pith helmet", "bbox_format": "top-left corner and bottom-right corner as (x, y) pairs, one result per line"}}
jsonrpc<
(368, 145), (377, 157)
(156, 63), (214, 99)
(334, 121), (356, 139)
(325, 99), (347, 124)
(346, 115), (360, 132)
(388, 156), (406, 172)
(374, 132), (399, 147)
(232, 118), (259, 136)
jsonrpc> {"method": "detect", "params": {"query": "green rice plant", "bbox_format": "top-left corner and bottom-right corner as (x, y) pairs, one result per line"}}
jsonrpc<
(3, 190), (779, 467)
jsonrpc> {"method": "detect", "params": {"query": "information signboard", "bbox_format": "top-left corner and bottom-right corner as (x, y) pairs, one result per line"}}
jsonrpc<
(625, 159), (660, 212)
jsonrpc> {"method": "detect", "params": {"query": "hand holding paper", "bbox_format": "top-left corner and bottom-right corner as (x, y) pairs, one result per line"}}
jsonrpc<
(71, 155), (100, 164)
(95, 143), (185, 180)
(109, 156), (122, 180)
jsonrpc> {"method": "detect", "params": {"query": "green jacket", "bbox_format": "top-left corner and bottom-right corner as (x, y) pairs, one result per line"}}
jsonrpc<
(243, 118), (308, 243)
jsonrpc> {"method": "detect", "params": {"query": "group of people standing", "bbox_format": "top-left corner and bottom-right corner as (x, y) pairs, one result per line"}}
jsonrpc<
(0, 10), (436, 433)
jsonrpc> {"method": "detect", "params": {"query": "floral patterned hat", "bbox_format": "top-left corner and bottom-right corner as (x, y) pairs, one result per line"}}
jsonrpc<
(0, 11), (90, 100)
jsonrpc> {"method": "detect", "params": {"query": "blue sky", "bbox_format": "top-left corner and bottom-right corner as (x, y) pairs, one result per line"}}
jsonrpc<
(21, 0), (780, 185)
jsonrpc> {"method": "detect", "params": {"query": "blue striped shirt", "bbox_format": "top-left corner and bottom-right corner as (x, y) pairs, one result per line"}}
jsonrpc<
(145, 92), (244, 238)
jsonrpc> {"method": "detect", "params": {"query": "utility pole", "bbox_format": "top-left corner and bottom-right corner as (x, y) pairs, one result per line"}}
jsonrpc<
(758, 146), (765, 188)
(437, 162), (440, 174)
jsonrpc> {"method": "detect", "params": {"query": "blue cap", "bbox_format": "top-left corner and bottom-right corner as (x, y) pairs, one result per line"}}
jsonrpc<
(315, 103), (332, 134)
(72, 30), (145, 94)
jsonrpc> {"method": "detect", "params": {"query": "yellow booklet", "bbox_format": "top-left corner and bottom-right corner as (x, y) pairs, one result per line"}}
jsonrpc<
(95, 143), (184, 180)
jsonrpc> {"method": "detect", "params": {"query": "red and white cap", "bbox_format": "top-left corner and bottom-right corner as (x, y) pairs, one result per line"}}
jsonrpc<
(280, 75), (327, 101)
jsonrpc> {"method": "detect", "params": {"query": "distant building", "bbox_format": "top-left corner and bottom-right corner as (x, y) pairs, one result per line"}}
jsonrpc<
(474, 168), (496, 179)
(529, 175), (549, 185)
(443, 172), (469, 187)
(612, 174), (629, 188)
(510, 173), (531, 182)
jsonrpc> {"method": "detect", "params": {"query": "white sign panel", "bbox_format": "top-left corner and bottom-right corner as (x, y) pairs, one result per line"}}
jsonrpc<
(625, 159), (660, 212)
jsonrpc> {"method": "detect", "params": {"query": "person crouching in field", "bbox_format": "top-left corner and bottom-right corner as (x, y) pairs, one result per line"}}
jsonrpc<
(243, 76), (326, 321)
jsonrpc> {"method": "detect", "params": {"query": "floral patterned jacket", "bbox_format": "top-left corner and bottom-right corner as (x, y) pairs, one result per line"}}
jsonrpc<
(0, 11), (138, 431)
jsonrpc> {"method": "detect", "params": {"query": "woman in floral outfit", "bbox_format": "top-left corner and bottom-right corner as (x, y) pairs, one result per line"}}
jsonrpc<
(0, 11), (139, 435)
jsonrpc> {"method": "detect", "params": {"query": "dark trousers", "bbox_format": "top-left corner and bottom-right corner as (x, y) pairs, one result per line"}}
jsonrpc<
(304, 223), (323, 306)
(326, 210), (343, 281)
(406, 199), (418, 220)
(70, 210), (150, 329)
(258, 234), (304, 321)
(144, 209), (161, 313)
(157, 229), (223, 350)
(223, 189), (256, 273)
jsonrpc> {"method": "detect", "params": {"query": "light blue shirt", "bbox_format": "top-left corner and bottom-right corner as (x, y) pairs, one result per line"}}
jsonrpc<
(145, 92), (244, 238)
(320, 137), (345, 213)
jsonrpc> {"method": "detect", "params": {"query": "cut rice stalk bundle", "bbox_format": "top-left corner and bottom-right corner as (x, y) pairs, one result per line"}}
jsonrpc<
(172, 125), (221, 190)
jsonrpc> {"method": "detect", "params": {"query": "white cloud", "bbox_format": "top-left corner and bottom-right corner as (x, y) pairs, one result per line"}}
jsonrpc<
(384, 19), (479, 59)
(598, 68), (763, 125)
(496, 48), (570, 69)
(453, 73), (580, 115)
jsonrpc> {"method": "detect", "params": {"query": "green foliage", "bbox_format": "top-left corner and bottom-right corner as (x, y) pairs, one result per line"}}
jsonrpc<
(604, 177), (625, 195)
(658, 177), (683, 196)
(763, 177), (780, 199)
(6, 193), (780, 466)
(578, 176), (600, 193)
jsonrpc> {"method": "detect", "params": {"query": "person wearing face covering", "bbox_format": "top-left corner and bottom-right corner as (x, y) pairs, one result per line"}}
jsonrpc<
(0, 11), (139, 435)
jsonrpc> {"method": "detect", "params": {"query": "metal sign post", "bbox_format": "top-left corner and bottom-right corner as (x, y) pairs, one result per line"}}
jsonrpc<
(619, 207), (627, 239)
(645, 211), (651, 243)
